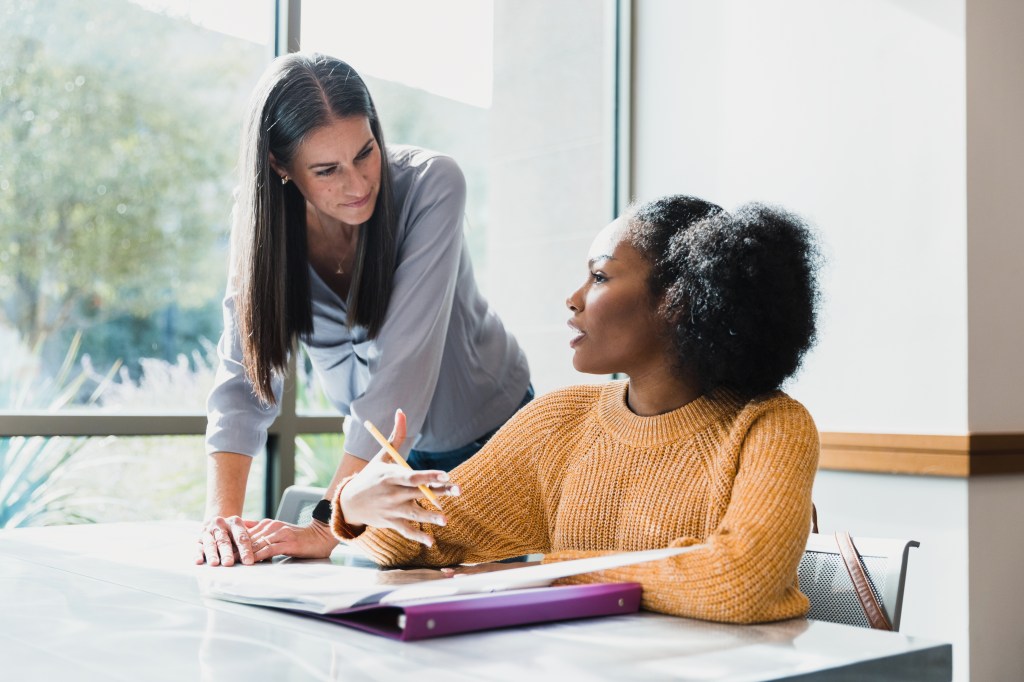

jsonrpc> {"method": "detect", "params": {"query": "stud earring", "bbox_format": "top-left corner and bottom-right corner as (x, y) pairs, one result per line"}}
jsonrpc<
(281, 175), (290, 185)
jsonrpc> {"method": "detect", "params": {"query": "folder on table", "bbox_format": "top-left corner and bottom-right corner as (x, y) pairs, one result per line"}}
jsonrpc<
(314, 582), (642, 640)
(203, 544), (700, 640)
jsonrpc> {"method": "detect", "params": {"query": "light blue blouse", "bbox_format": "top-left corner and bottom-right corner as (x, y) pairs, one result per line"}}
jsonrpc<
(205, 145), (530, 460)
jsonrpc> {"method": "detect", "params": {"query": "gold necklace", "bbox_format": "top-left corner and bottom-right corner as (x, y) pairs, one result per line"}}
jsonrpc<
(312, 208), (349, 275)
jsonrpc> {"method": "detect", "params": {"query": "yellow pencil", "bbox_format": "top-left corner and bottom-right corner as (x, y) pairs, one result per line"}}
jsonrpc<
(363, 420), (444, 511)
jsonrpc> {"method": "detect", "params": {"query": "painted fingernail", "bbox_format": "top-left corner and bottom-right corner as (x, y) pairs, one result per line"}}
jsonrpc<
(449, 484), (461, 496)
(437, 472), (449, 482)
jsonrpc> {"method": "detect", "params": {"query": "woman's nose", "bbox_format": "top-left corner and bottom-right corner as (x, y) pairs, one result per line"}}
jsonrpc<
(342, 167), (369, 196)
(566, 287), (583, 312)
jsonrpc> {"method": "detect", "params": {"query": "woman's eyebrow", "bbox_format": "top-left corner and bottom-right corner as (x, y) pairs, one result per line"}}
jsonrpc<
(588, 255), (616, 267)
(306, 139), (374, 169)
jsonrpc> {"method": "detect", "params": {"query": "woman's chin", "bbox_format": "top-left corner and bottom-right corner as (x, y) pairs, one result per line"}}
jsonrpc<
(571, 356), (611, 377)
(570, 355), (586, 373)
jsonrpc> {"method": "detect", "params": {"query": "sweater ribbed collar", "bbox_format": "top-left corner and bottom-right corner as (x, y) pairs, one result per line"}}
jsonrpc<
(596, 380), (745, 446)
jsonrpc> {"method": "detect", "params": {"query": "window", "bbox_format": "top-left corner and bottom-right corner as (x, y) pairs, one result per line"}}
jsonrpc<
(1, 0), (621, 522)
(0, 0), (274, 524)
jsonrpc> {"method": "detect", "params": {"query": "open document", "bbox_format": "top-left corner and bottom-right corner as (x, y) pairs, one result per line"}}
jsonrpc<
(200, 545), (701, 640)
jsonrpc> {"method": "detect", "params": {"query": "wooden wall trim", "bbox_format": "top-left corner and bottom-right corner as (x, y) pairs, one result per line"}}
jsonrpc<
(819, 432), (1024, 477)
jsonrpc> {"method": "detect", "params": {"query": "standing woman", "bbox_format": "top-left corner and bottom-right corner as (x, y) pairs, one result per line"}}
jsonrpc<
(197, 53), (530, 566)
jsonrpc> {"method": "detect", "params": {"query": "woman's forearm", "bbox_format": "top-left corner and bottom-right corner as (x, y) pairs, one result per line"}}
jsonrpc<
(205, 451), (253, 519)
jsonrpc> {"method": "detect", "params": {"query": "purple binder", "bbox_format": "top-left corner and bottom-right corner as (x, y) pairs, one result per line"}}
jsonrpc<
(310, 582), (642, 641)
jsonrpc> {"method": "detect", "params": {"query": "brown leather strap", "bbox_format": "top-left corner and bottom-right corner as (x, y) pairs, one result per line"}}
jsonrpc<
(835, 531), (892, 630)
(811, 504), (819, 534)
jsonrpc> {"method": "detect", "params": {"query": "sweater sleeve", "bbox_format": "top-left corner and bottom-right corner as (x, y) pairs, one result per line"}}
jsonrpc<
(545, 397), (819, 624)
(342, 155), (467, 460)
(350, 394), (566, 566)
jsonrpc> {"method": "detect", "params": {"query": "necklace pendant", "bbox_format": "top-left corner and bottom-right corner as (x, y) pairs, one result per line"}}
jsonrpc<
(336, 264), (345, 275)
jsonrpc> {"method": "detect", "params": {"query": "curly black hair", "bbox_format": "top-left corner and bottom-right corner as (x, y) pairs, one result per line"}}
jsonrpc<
(626, 195), (822, 397)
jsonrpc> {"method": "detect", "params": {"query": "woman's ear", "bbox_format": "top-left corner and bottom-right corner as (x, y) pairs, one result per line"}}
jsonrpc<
(268, 153), (287, 180)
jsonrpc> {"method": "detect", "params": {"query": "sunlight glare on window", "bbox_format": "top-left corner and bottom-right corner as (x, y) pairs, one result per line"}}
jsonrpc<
(302, 0), (494, 108)
(126, 0), (271, 44)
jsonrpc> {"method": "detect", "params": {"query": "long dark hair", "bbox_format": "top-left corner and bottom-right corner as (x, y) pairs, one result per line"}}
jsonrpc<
(234, 53), (397, 404)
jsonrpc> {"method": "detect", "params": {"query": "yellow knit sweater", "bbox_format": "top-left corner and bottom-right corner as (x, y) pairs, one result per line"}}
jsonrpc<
(344, 381), (820, 624)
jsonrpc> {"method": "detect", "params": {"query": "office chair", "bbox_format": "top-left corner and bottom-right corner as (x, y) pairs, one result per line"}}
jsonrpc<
(799, 532), (919, 631)
(275, 485), (328, 525)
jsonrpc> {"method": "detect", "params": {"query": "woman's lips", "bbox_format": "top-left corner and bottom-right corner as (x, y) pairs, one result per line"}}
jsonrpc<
(568, 321), (585, 348)
(344, 192), (372, 209)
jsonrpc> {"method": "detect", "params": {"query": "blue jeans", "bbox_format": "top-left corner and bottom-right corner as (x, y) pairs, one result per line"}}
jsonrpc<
(406, 384), (534, 472)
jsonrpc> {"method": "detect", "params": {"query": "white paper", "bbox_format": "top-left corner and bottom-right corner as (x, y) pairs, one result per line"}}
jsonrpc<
(201, 545), (703, 614)
(379, 545), (701, 604)
(200, 562), (402, 612)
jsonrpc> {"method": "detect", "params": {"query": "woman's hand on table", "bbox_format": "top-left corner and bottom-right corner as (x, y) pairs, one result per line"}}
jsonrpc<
(196, 516), (260, 566)
(244, 517), (339, 562)
(337, 409), (460, 546)
(196, 516), (339, 566)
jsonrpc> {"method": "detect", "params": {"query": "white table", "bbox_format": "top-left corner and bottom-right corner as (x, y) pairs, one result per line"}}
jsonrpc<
(0, 521), (951, 681)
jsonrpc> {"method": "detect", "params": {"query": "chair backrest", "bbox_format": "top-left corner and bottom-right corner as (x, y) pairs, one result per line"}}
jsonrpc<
(275, 485), (328, 525)
(799, 533), (919, 631)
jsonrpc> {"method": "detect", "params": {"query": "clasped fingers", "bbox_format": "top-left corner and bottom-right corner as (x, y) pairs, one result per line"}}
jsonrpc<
(380, 505), (446, 547)
(407, 469), (461, 495)
(379, 466), (460, 498)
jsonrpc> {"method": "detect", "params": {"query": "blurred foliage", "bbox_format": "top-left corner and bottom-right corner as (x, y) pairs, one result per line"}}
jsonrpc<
(0, 327), (260, 526)
(295, 346), (345, 488)
(0, 330), (127, 527)
(0, 0), (264, 384)
(295, 433), (345, 489)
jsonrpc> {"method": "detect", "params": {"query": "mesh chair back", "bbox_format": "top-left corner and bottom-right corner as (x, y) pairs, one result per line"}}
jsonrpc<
(799, 533), (919, 631)
(275, 485), (328, 525)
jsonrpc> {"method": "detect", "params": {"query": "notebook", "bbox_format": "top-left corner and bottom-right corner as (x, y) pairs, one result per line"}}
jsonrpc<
(202, 545), (699, 640)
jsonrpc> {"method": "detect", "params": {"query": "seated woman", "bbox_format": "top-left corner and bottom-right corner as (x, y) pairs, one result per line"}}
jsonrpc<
(331, 194), (822, 624)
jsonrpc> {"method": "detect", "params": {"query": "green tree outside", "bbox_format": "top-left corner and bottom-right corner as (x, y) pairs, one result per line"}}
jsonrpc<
(0, 0), (265, 386)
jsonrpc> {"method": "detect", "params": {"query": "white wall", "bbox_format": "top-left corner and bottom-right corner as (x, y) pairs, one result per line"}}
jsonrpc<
(632, 0), (968, 435)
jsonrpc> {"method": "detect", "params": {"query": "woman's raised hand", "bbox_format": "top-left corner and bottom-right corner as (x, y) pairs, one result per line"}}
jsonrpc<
(337, 409), (459, 546)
